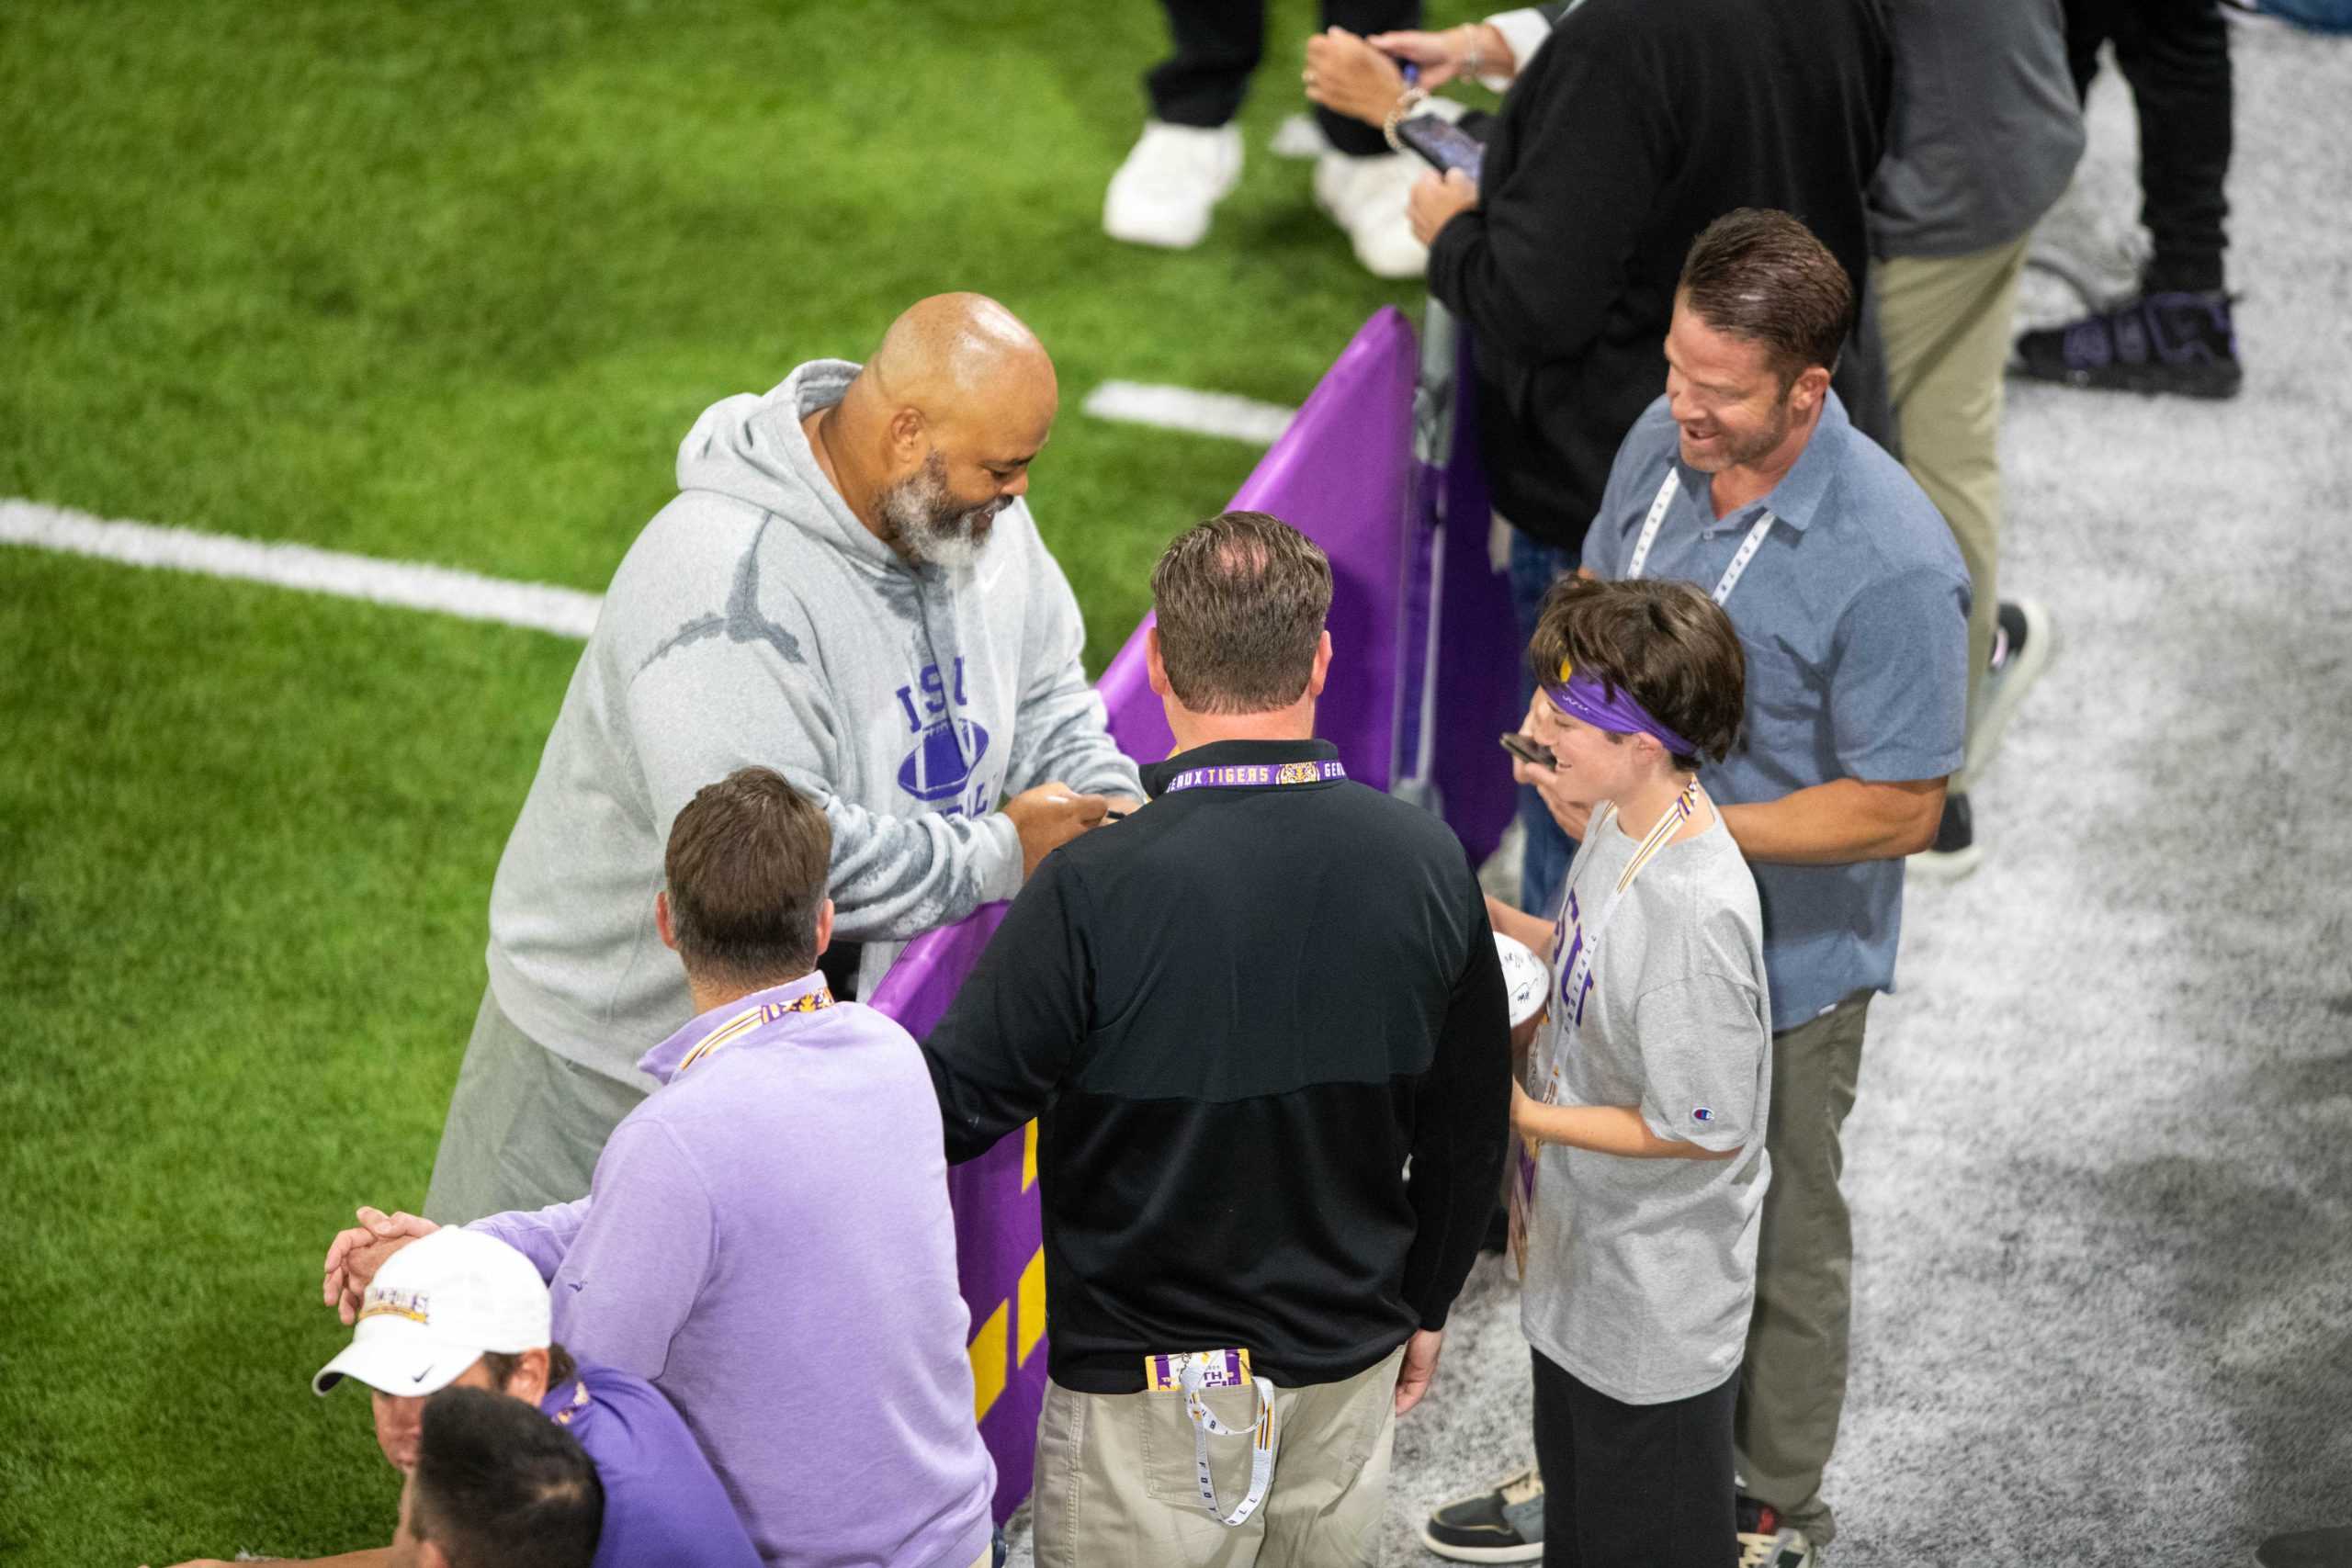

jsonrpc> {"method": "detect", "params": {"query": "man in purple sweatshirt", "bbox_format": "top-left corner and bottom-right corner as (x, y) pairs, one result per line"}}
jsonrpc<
(326, 767), (995, 1568)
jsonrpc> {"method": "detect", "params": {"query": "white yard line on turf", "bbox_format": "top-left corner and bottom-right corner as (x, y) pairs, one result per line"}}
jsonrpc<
(0, 498), (604, 639)
(1080, 381), (1295, 446)
(1, 379), (1283, 626)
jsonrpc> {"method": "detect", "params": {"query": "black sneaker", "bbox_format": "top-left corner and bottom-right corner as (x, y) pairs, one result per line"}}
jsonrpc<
(1737, 1496), (1817, 1568)
(2013, 289), (2243, 399)
(1909, 790), (1981, 882)
(1966, 597), (2056, 783)
(2258, 1527), (2352, 1567)
(1422, 1464), (1544, 1562)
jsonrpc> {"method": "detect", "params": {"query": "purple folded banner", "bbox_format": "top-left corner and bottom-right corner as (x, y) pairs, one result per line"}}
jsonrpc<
(866, 305), (1518, 1524)
(1408, 325), (1521, 863)
(1095, 307), (1421, 779)
(861, 903), (1035, 1520)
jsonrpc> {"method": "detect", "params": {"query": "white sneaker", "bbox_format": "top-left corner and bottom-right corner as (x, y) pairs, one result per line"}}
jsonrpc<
(1103, 121), (1243, 250)
(1269, 112), (1329, 160)
(1964, 596), (2056, 784)
(1312, 149), (1430, 278)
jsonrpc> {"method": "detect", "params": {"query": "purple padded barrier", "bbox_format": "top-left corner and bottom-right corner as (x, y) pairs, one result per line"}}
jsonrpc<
(1094, 307), (1422, 779)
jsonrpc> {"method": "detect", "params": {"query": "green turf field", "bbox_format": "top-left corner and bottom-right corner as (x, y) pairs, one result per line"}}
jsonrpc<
(0, 3), (1476, 1560)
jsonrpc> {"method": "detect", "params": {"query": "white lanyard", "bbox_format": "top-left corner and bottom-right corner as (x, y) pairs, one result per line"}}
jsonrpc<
(1544, 779), (1701, 1089)
(1625, 469), (1776, 607)
(1176, 1357), (1277, 1527)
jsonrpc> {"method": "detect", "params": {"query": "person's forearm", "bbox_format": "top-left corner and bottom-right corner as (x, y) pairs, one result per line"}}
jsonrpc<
(1518, 1101), (1731, 1159)
(1717, 778), (1944, 865)
(1491, 901), (1555, 952)
(466, 1198), (589, 1283)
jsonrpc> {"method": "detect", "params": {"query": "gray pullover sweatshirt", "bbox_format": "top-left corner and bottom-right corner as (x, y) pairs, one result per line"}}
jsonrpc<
(1869, 0), (2085, 259)
(487, 360), (1142, 1086)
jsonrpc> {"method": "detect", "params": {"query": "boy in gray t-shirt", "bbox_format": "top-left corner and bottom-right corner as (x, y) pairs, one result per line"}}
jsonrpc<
(1485, 577), (1770, 1568)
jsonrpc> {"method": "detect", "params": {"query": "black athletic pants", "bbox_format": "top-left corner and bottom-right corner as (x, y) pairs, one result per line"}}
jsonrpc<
(1146, 0), (1420, 158)
(2064, 0), (2233, 292)
(1532, 1349), (1739, 1568)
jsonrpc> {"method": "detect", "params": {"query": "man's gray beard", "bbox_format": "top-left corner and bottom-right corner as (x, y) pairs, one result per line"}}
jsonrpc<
(876, 457), (1001, 572)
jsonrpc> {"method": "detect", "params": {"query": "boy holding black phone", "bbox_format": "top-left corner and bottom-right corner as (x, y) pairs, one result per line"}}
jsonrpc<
(1431, 575), (1771, 1568)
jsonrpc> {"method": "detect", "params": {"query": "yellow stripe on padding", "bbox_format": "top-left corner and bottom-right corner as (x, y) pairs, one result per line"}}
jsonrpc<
(1018, 1247), (1046, 1368)
(1022, 1119), (1038, 1191)
(969, 1299), (1009, 1423)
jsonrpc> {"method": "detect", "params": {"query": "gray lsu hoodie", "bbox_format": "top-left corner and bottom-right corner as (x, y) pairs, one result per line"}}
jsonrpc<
(487, 360), (1143, 1087)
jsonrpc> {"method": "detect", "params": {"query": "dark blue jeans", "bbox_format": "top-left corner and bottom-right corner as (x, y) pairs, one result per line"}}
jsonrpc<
(1510, 529), (1580, 917)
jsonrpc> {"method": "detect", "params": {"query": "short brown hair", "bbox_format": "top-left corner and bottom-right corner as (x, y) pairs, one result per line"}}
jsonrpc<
(663, 767), (831, 987)
(481, 1343), (577, 1393)
(1526, 578), (1746, 768)
(1678, 208), (1855, 384)
(1149, 511), (1333, 714)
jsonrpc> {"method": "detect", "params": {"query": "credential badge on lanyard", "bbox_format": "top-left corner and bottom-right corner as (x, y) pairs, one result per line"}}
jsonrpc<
(1625, 469), (1776, 606)
(1144, 1348), (1276, 1527)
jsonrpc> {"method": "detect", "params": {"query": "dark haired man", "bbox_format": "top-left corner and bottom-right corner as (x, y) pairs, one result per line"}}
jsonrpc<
(1450, 209), (1968, 1566)
(1596, 209), (1962, 1566)
(922, 511), (1511, 1566)
(393, 1386), (602, 1568)
(1305, 0), (1895, 922)
(159, 1227), (755, 1568)
(326, 770), (994, 1568)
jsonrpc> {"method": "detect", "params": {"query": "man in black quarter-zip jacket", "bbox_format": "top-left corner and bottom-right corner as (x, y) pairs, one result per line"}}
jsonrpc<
(922, 509), (1511, 1568)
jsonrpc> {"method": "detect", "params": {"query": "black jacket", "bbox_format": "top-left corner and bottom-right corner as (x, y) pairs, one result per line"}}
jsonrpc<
(922, 739), (1511, 1393)
(1429, 0), (1893, 551)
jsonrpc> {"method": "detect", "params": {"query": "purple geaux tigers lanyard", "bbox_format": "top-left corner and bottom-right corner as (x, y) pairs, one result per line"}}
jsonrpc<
(674, 986), (836, 1076)
(1160, 759), (1346, 794)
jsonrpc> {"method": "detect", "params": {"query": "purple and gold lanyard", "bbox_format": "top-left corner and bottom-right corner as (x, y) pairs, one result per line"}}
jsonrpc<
(1539, 780), (1702, 1104)
(1160, 758), (1346, 794)
(675, 986), (836, 1076)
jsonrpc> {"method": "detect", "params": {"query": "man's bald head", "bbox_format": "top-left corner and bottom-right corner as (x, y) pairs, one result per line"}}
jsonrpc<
(831, 294), (1058, 570)
(865, 294), (1057, 421)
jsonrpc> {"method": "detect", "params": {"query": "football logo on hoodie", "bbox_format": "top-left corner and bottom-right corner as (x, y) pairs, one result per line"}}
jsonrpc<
(895, 659), (992, 815)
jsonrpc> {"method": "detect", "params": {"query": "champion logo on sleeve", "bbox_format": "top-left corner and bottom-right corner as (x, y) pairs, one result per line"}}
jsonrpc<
(1692, 1107), (1715, 1123)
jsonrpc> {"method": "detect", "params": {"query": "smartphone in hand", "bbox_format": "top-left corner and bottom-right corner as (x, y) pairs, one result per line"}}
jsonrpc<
(1499, 731), (1552, 769)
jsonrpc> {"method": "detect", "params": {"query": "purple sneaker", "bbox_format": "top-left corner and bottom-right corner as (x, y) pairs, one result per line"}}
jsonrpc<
(2013, 289), (2243, 399)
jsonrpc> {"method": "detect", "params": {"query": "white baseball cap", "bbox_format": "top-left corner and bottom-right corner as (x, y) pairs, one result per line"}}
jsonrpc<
(312, 1227), (551, 1398)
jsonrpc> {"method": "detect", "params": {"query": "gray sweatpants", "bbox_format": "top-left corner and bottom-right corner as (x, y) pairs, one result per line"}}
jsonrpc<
(423, 987), (649, 1225)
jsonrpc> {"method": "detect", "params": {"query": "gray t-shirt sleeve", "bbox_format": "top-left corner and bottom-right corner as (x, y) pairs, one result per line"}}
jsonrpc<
(1829, 563), (1970, 783)
(1632, 973), (1770, 1153)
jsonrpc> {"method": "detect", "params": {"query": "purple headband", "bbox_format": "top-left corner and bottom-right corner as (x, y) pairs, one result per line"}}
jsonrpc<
(1543, 664), (1697, 757)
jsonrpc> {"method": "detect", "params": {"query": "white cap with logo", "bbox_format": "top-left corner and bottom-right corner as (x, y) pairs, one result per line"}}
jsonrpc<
(312, 1227), (552, 1398)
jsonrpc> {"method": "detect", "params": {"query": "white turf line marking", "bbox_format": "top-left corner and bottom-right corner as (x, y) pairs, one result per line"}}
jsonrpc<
(1, 380), (1282, 626)
(0, 498), (604, 639)
(1081, 381), (1295, 446)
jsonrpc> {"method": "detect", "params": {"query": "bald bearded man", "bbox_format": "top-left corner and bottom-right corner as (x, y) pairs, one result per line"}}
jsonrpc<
(426, 293), (1144, 1224)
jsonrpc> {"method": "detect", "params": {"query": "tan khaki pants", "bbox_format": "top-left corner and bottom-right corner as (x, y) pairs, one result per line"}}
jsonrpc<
(1031, 1347), (1405, 1568)
(1734, 992), (1872, 1546)
(1874, 238), (2031, 785)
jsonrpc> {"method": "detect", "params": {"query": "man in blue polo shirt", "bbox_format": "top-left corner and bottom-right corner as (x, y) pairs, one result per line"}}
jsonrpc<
(1596, 208), (1964, 1563)
(153, 1228), (760, 1568)
(1501, 209), (1965, 1568)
